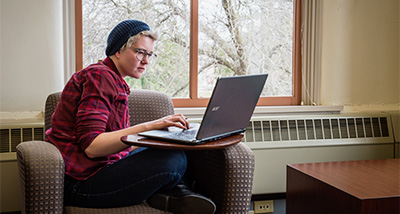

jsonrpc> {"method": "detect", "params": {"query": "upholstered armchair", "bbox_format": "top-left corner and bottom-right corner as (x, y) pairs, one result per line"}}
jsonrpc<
(16, 90), (255, 214)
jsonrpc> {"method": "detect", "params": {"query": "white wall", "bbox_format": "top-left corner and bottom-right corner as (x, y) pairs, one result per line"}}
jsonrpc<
(0, 0), (64, 113)
(320, 0), (399, 110)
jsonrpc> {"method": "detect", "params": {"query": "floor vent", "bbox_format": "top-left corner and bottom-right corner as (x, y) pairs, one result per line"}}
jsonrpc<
(0, 126), (45, 153)
(244, 113), (393, 148)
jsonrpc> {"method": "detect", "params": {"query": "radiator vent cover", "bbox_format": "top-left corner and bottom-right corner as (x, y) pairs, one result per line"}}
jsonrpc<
(0, 127), (44, 153)
(0, 114), (394, 152)
(244, 113), (393, 149)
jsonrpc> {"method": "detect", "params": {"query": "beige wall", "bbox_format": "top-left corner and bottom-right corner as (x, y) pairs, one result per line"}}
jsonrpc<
(320, 0), (399, 110)
(0, 0), (64, 113)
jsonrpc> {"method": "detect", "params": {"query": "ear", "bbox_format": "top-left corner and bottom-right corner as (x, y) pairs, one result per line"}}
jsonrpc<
(114, 50), (121, 59)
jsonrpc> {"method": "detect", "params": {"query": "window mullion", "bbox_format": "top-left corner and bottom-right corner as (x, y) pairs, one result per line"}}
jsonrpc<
(190, 0), (199, 100)
(75, 0), (83, 72)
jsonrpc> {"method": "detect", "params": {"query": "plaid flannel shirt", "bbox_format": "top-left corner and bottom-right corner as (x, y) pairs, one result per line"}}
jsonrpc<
(46, 57), (131, 180)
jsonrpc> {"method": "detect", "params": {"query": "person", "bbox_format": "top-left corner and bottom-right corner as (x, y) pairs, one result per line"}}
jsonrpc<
(46, 19), (216, 214)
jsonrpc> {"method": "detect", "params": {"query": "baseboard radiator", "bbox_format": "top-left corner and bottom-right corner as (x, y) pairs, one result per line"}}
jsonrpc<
(244, 112), (396, 195)
(0, 124), (44, 155)
(0, 112), (396, 152)
(244, 113), (392, 147)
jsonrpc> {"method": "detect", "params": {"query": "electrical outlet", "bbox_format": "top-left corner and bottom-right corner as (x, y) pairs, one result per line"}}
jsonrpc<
(254, 200), (274, 213)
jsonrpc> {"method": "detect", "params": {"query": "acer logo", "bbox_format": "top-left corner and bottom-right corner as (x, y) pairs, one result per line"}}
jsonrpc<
(212, 106), (220, 111)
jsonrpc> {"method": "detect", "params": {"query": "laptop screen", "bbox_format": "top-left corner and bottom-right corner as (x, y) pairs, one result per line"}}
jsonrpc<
(196, 74), (268, 140)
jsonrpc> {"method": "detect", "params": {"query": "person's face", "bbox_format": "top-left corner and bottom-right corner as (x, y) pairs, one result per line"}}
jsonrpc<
(114, 36), (155, 79)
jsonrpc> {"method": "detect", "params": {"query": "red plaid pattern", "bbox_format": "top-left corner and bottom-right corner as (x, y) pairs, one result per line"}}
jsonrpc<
(46, 57), (131, 180)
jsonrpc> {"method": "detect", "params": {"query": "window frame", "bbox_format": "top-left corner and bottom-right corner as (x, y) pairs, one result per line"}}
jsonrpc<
(75, 0), (302, 107)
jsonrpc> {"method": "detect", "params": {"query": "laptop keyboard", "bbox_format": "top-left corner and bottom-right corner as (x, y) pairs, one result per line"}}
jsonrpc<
(168, 129), (197, 141)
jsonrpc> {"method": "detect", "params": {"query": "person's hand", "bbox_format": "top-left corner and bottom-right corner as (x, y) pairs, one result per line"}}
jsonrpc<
(147, 114), (190, 131)
(86, 115), (189, 158)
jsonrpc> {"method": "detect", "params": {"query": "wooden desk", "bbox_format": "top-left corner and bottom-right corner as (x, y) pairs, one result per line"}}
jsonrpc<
(121, 134), (243, 150)
(287, 159), (400, 214)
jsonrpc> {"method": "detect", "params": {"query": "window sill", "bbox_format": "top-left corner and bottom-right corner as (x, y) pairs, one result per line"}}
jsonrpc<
(175, 105), (344, 119)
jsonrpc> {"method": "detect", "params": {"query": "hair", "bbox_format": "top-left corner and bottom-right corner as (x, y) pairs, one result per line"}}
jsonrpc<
(120, 31), (159, 51)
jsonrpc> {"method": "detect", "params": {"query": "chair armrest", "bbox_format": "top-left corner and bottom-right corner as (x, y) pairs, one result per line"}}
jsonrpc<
(16, 141), (65, 214)
(186, 143), (255, 214)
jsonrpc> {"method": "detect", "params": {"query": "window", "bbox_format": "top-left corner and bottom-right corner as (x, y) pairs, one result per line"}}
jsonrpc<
(76, 0), (301, 107)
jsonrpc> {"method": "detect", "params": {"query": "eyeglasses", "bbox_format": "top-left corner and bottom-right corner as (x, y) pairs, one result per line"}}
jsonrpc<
(130, 48), (157, 62)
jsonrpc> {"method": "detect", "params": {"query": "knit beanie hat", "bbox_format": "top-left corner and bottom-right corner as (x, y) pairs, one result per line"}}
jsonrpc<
(105, 20), (150, 57)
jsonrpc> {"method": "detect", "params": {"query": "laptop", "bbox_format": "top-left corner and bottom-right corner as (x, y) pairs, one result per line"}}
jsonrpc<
(138, 74), (268, 144)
